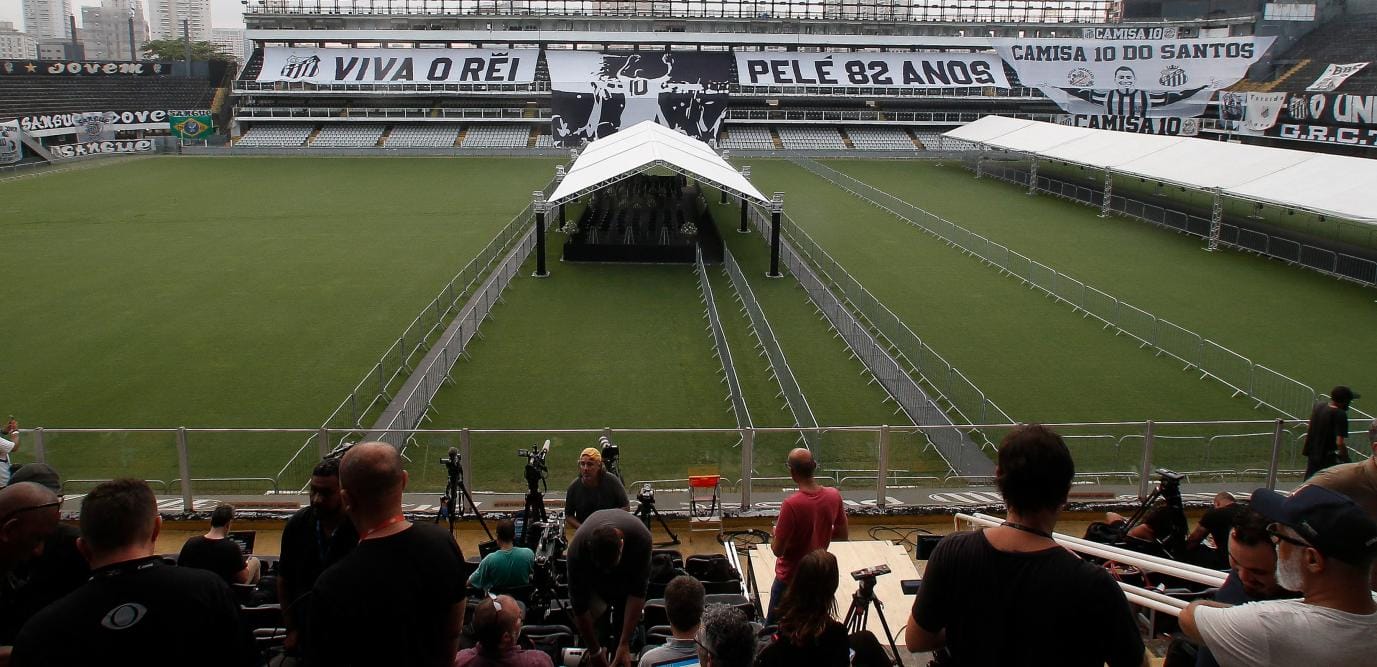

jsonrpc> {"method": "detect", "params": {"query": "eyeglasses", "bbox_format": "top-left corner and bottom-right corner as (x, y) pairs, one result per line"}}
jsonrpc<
(1267, 522), (1312, 549)
(693, 636), (716, 659)
(0, 499), (62, 525)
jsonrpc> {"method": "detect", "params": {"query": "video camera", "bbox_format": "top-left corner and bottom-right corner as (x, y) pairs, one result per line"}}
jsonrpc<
(851, 564), (891, 582)
(636, 483), (655, 505)
(517, 440), (551, 493)
(599, 435), (622, 482)
(1154, 468), (1186, 509)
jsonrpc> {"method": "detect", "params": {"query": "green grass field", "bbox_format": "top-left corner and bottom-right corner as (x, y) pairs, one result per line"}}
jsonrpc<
(3, 154), (1363, 490)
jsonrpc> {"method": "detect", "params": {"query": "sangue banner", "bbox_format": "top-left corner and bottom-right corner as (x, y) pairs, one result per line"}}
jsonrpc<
(989, 36), (1274, 117)
(257, 47), (537, 85)
(734, 52), (1009, 88)
(49, 139), (155, 159)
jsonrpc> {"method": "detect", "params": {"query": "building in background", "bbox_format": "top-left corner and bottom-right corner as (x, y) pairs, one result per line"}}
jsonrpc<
(210, 27), (245, 63)
(148, 0), (210, 42)
(22, 0), (73, 40)
(0, 21), (39, 59)
(80, 0), (150, 61)
(36, 38), (82, 59)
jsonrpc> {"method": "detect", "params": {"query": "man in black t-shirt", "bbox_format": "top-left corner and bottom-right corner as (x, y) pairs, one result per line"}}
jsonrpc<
(178, 503), (260, 585)
(278, 456), (357, 657)
(1303, 386), (1357, 478)
(566, 509), (652, 667)
(11, 479), (254, 667)
(307, 442), (466, 667)
(0, 468), (89, 654)
(905, 424), (1145, 667)
(1186, 492), (1244, 569)
(565, 447), (629, 530)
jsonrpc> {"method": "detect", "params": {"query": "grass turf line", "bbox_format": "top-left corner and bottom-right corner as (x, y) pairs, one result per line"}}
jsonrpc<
(828, 160), (1377, 408)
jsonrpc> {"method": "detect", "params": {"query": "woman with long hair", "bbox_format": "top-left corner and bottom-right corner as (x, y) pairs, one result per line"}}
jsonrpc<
(756, 549), (850, 666)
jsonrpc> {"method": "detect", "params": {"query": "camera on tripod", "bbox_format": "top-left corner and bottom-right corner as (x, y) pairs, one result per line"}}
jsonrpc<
(599, 436), (622, 482)
(636, 483), (655, 505)
(851, 564), (891, 583)
(517, 440), (551, 492)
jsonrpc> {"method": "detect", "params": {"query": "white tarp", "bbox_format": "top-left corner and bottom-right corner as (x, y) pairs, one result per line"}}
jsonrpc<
(548, 121), (767, 205)
(257, 47), (536, 85)
(989, 36), (1274, 117)
(734, 51), (1009, 88)
(945, 115), (1377, 222)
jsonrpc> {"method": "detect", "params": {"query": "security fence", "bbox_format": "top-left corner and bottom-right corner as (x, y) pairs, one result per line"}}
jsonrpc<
(722, 249), (819, 449)
(17, 419), (1368, 511)
(792, 158), (1373, 426)
(744, 206), (995, 478)
(970, 159), (1377, 288)
(696, 247), (753, 432)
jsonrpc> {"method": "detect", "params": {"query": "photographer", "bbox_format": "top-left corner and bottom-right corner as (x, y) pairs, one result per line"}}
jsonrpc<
(564, 448), (628, 530)
(566, 509), (651, 667)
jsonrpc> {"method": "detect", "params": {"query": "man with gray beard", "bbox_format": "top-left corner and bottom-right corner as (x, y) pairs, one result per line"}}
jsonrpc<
(1180, 484), (1377, 666)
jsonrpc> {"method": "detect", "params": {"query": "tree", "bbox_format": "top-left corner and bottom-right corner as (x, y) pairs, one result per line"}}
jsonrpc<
(142, 39), (234, 63)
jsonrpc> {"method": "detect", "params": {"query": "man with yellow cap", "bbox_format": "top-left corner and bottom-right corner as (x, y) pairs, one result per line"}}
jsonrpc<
(565, 447), (629, 530)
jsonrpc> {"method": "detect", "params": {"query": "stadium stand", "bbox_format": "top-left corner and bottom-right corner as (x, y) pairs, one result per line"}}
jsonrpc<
(777, 126), (847, 150)
(460, 124), (529, 148)
(718, 126), (776, 150)
(385, 124), (463, 148)
(234, 124), (316, 147)
(308, 123), (386, 147)
(533, 132), (556, 148)
(847, 127), (918, 151)
(1254, 15), (1377, 94)
(0, 75), (216, 120)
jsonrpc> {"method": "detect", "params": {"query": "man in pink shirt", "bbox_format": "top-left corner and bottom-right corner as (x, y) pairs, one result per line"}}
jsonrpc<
(767, 447), (848, 624)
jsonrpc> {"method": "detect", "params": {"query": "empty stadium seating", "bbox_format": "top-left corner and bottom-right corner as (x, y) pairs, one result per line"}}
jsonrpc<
(385, 124), (463, 147)
(1262, 16), (1377, 94)
(533, 133), (556, 148)
(461, 125), (529, 148)
(235, 124), (316, 147)
(0, 76), (216, 120)
(309, 124), (386, 147)
(847, 127), (917, 150)
(777, 126), (847, 150)
(718, 126), (775, 150)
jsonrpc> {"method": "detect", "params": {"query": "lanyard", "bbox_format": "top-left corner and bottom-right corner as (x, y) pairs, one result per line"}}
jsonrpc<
(357, 514), (407, 543)
(1001, 521), (1054, 539)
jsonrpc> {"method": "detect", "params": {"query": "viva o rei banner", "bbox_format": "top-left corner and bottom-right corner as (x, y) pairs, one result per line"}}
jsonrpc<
(734, 52), (1009, 88)
(990, 35), (1275, 117)
(548, 51), (731, 147)
(257, 47), (536, 85)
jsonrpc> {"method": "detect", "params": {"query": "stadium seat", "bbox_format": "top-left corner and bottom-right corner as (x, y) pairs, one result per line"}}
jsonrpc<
(235, 124), (315, 147)
(310, 123), (386, 147)
(461, 125), (530, 148)
(718, 126), (775, 150)
(777, 126), (847, 150)
(847, 127), (917, 150)
(386, 124), (463, 148)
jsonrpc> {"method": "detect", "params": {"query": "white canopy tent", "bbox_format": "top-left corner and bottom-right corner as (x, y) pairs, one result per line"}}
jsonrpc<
(945, 116), (1377, 224)
(547, 121), (769, 206)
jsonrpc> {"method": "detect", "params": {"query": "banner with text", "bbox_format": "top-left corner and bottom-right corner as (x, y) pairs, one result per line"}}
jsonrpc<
(257, 47), (537, 85)
(1059, 114), (1199, 135)
(1307, 63), (1368, 92)
(734, 52), (1009, 88)
(0, 122), (21, 165)
(0, 60), (174, 76)
(49, 139), (155, 159)
(990, 36), (1274, 117)
(1235, 92), (1377, 148)
(549, 51), (731, 147)
(17, 109), (212, 138)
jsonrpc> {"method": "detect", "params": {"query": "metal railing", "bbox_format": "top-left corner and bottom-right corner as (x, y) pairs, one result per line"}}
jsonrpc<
(16, 418), (1369, 511)
(745, 205), (996, 478)
(235, 106), (550, 120)
(972, 160), (1377, 289)
(722, 248), (818, 448)
(234, 80), (550, 94)
(731, 86), (1044, 100)
(696, 246), (753, 432)
(793, 158), (1374, 425)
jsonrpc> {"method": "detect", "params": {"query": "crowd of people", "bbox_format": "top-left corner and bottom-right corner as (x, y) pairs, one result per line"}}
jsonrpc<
(0, 408), (1373, 666)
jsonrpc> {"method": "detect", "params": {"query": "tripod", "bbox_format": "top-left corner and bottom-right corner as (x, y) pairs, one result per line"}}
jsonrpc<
(843, 576), (901, 667)
(520, 466), (548, 550)
(438, 451), (493, 541)
(634, 491), (680, 546)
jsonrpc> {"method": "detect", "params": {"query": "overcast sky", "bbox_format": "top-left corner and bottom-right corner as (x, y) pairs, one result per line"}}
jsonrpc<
(1, 0), (247, 35)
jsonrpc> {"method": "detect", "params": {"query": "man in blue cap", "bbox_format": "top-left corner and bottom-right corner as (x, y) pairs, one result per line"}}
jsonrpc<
(1179, 484), (1377, 666)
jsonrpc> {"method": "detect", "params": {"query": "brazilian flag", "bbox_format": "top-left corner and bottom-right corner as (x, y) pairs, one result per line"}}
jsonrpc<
(170, 114), (215, 140)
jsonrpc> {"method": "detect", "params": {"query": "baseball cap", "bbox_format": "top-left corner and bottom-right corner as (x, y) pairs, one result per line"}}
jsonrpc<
(10, 463), (62, 495)
(579, 447), (602, 462)
(1251, 484), (1377, 566)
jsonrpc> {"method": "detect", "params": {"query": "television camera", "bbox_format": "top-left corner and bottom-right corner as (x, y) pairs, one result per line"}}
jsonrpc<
(844, 564), (900, 665)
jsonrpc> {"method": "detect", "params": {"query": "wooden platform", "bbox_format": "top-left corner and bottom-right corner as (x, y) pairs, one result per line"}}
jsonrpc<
(748, 540), (921, 643)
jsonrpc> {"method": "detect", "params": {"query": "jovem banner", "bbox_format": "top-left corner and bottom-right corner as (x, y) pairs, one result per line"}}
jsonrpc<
(17, 109), (210, 138)
(734, 52), (1009, 88)
(990, 36), (1274, 117)
(1060, 114), (1199, 135)
(49, 139), (155, 159)
(549, 51), (731, 147)
(257, 47), (536, 85)
(0, 60), (173, 76)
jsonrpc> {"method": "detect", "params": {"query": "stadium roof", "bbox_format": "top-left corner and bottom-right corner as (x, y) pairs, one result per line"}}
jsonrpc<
(945, 116), (1377, 224)
(547, 121), (769, 206)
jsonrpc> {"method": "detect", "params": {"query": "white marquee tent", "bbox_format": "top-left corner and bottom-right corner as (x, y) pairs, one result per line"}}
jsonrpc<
(945, 116), (1377, 224)
(547, 121), (769, 206)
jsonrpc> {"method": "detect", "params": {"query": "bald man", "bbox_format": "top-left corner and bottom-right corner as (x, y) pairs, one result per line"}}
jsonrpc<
(766, 448), (847, 624)
(308, 443), (467, 667)
(0, 482), (64, 661)
(456, 594), (553, 666)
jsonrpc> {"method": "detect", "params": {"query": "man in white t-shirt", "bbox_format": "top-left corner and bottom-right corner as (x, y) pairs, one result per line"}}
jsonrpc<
(1179, 484), (1377, 666)
(0, 418), (18, 488)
